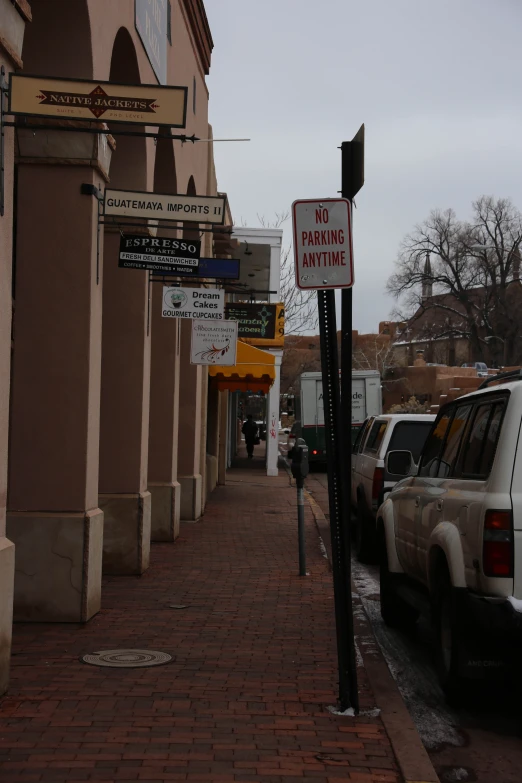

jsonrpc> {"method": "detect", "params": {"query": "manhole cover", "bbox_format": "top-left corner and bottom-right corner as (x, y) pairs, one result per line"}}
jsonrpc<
(81, 649), (172, 668)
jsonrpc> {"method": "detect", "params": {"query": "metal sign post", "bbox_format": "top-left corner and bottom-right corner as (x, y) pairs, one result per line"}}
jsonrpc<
(291, 193), (358, 713)
(339, 124), (365, 712)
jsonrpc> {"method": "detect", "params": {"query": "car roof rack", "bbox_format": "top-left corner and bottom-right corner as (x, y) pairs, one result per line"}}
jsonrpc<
(478, 368), (522, 389)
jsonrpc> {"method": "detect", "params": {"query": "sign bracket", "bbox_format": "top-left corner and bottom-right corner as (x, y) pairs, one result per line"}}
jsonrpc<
(3, 119), (201, 143)
(0, 66), (8, 217)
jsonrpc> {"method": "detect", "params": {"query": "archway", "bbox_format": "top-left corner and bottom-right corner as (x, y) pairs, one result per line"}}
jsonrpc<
(98, 26), (152, 575)
(7, 0), (103, 625)
(147, 133), (182, 541)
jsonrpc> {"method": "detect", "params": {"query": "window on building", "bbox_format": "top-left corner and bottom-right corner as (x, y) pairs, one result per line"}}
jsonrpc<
(167, 1), (172, 44)
(193, 76), (196, 114)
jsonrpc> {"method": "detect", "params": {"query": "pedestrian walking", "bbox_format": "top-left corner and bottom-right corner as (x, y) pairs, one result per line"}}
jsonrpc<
(242, 414), (259, 459)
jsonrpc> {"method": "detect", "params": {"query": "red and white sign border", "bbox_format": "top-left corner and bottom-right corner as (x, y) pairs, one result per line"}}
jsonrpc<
(292, 197), (354, 291)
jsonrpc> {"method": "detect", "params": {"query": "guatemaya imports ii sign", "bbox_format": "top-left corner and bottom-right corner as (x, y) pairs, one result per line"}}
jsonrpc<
(8, 74), (187, 127)
(104, 189), (226, 225)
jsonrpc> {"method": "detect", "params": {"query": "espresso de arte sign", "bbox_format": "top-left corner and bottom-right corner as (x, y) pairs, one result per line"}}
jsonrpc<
(190, 320), (238, 366)
(104, 188), (226, 225)
(162, 287), (225, 320)
(119, 234), (201, 275)
(135, 0), (168, 85)
(225, 302), (285, 347)
(8, 73), (187, 127)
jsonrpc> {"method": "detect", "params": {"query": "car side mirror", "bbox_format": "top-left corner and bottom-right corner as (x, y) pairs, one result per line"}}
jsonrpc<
(284, 429), (290, 434)
(386, 450), (414, 477)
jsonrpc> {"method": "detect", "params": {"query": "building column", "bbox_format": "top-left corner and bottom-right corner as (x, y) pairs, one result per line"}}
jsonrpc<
(178, 319), (203, 520)
(7, 140), (109, 622)
(266, 353), (283, 476)
(148, 286), (181, 541)
(98, 232), (151, 574)
(0, 11), (22, 689)
(218, 390), (228, 485)
(206, 381), (220, 495)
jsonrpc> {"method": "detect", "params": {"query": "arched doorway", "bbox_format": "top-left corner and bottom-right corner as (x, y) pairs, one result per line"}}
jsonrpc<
(98, 27), (153, 575)
(147, 132), (182, 541)
(7, 0), (104, 624)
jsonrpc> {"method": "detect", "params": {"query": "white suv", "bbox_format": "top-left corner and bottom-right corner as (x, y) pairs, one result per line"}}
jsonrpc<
(379, 370), (522, 697)
(351, 413), (435, 563)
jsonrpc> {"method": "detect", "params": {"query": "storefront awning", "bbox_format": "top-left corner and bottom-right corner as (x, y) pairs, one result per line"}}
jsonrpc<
(209, 340), (276, 393)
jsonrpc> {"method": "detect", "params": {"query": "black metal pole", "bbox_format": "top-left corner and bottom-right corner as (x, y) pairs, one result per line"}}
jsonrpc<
(317, 289), (356, 712)
(297, 479), (306, 576)
(340, 285), (359, 710)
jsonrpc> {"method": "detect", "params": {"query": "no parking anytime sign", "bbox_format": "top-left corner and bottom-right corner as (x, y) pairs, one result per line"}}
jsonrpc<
(292, 198), (354, 290)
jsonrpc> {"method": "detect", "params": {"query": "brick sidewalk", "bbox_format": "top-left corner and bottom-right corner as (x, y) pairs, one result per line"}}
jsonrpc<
(0, 464), (401, 783)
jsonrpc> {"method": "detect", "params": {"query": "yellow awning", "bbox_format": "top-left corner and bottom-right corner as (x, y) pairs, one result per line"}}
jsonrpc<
(209, 340), (276, 393)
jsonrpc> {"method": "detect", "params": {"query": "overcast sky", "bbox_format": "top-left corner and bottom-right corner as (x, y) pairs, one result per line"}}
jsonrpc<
(205, 0), (522, 333)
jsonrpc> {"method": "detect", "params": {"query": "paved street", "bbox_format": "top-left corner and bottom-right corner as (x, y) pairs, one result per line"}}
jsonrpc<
(0, 461), (400, 783)
(306, 470), (522, 783)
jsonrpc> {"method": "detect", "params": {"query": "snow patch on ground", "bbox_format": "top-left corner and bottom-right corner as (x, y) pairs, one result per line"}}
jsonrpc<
(327, 705), (355, 717)
(327, 705), (381, 717)
(362, 594), (463, 750)
(318, 536), (328, 560)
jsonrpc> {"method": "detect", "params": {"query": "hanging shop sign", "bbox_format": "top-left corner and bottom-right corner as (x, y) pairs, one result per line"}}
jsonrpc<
(225, 302), (285, 347)
(119, 234), (200, 275)
(8, 73), (187, 127)
(162, 286), (225, 320)
(190, 320), (238, 366)
(135, 0), (168, 86)
(198, 257), (240, 280)
(104, 188), (226, 224)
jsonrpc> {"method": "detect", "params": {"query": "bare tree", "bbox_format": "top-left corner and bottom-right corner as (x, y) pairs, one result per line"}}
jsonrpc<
(387, 197), (522, 365)
(352, 335), (396, 377)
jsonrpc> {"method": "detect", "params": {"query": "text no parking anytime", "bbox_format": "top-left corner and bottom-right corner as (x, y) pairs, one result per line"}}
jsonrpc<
(292, 198), (354, 290)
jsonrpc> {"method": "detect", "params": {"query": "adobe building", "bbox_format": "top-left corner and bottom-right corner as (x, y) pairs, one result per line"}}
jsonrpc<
(0, 1), (282, 695)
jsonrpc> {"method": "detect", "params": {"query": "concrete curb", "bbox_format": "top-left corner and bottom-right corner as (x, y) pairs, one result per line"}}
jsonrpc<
(305, 490), (440, 783)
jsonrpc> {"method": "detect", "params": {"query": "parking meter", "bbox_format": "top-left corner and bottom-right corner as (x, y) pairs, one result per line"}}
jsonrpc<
(291, 437), (309, 487)
(290, 438), (309, 576)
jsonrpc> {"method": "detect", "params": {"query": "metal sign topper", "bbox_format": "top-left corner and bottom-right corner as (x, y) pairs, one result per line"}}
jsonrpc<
(292, 198), (354, 290)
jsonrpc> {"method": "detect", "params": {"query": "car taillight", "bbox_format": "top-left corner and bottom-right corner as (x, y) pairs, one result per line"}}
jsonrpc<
(372, 467), (384, 502)
(483, 510), (513, 578)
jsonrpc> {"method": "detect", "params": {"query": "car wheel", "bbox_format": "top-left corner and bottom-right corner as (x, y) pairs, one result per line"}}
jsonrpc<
(433, 568), (464, 701)
(380, 537), (419, 631)
(354, 498), (376, 564)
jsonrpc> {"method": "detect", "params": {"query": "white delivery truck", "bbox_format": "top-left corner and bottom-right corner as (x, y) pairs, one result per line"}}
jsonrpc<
(295, 370), (382, 463)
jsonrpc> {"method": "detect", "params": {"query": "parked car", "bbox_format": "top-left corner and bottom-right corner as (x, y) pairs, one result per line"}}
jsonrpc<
(351, 414), (436, 563)
(461, 361), (489, 377)
(256, 420), (267, 441)
(378, 369), (522, 697)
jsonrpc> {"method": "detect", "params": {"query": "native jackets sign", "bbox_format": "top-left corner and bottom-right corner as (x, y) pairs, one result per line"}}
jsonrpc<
(225, 303), (285, 348)
(135, 0), (168, 85)
(104, 188), (226, 224)
(8, 74), (187, 127)
(119, 235), (201, 275)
